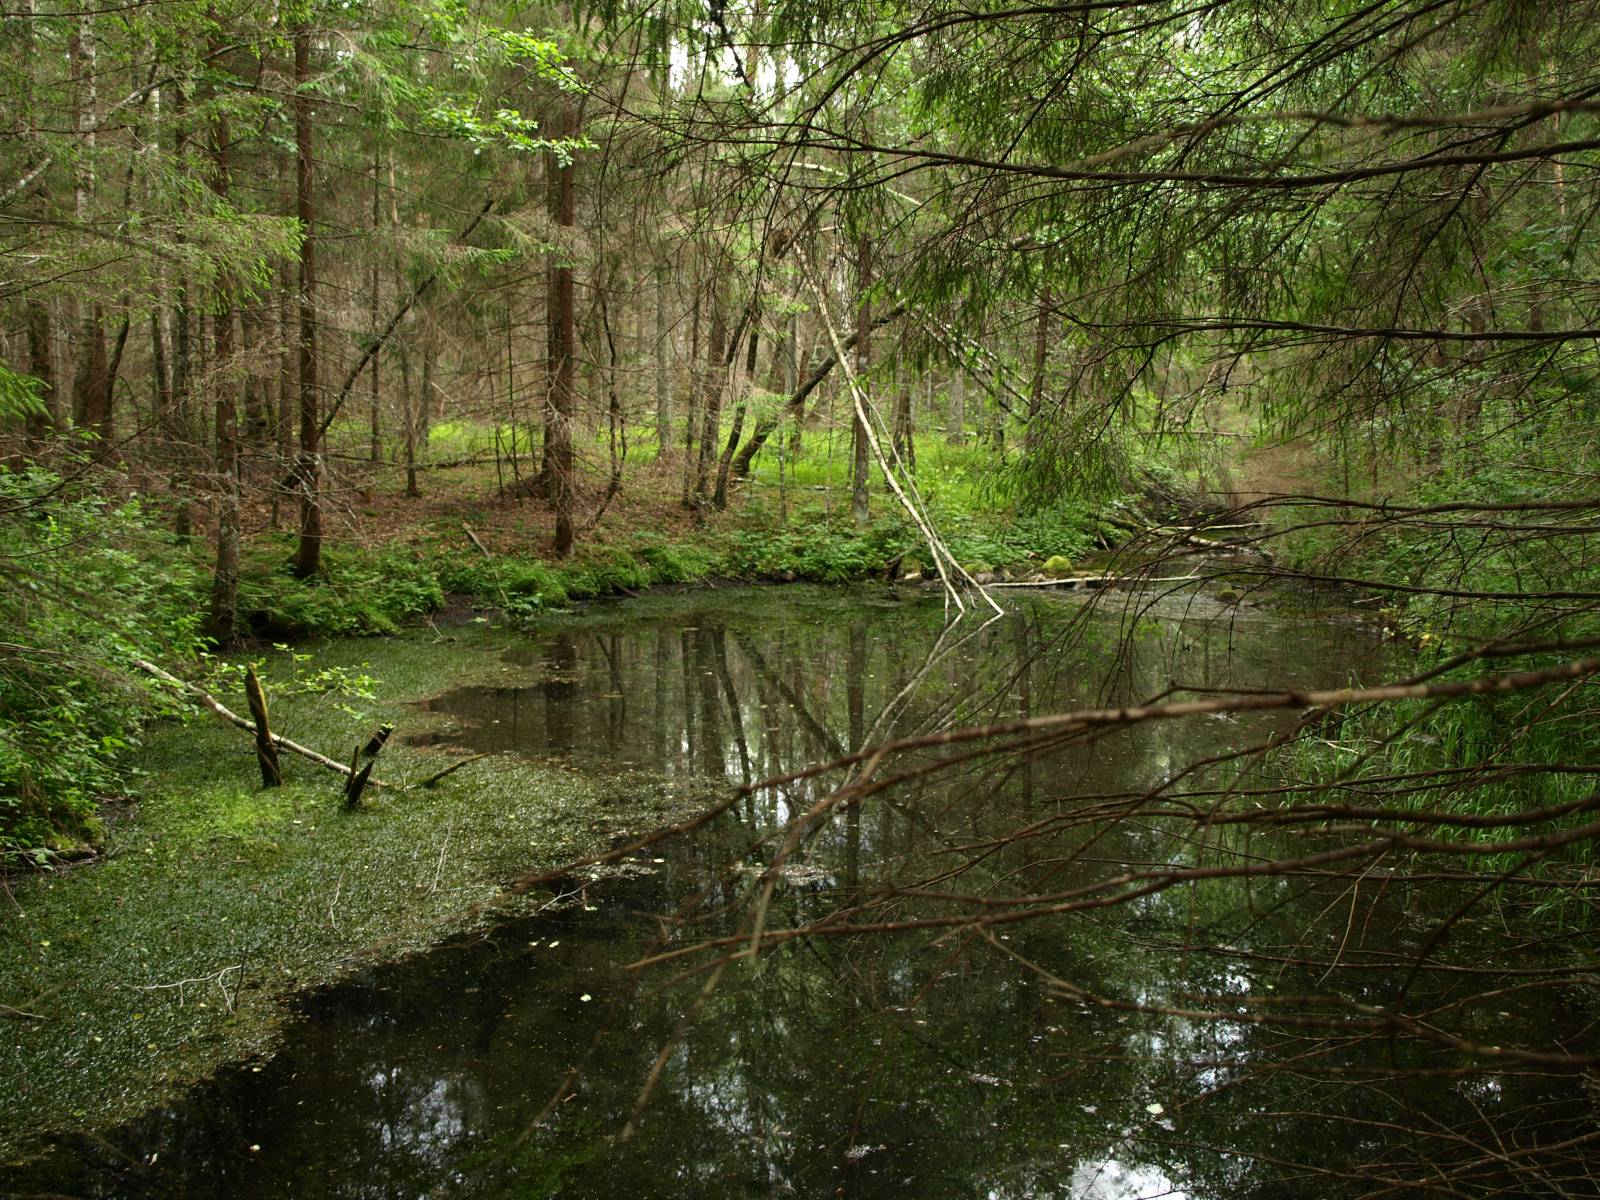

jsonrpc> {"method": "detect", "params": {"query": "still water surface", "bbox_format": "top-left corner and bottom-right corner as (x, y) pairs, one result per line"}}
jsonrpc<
(14, 587), (1596, 1197)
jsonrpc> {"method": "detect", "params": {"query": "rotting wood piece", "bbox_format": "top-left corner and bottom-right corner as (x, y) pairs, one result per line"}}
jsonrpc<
(420, 752), (490, 788)
(344, 723), (392, 808)
(243, 666), (283, 787)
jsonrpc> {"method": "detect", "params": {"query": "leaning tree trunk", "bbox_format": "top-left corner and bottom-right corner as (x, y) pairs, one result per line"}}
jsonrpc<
(712, 325), (759, 509)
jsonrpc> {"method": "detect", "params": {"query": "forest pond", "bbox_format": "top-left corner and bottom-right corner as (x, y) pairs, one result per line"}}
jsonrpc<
(11, 586), (1596, 1198)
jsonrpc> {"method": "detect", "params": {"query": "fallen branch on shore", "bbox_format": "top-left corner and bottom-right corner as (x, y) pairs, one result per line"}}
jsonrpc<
(421, 753), (490, 788)
(132, 659), (381, 787)
(463, 522), (491, 557)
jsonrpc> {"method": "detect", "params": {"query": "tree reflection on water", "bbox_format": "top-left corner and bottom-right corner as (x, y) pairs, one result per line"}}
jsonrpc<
(19, 588), (1599, 1198)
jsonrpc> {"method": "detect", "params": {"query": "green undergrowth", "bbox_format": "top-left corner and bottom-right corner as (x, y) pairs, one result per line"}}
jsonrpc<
(0, 467), (206, 866)
(0, 625), (717, 1160)
(235, 499), (1113, 638)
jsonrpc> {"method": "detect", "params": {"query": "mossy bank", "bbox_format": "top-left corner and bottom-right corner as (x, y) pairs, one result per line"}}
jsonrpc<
(0, 621), (719, 1161)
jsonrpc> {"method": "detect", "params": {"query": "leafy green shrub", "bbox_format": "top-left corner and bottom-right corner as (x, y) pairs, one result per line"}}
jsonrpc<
(630, 534), (716, 583)
(0, 467), (205, 864)
(560, 546), (653, 598)
(938, 503), (1102, 571)
(238, 547), (444, 637)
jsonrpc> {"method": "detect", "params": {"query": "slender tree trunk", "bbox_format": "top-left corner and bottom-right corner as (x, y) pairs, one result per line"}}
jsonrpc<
(654, 260), (672, 453)
(713, 326), (758, 508)
(105, 309), (130, 410)
(893, 382), (914, 470)
(172, 273), (192, 438)
(400, 345), (419, 497)
(535, 151), (556, 496)
(947, 365), (964, 444)
(596, 283), (626, 518)
(852, 234), (872, 527)
(694, 284), (726, 506)
(503, 307), (522, 495)
(271, 235), (293, 529)
(549, 104), (577, 557)
(420, 346), (433, 449)
(228, 78), (265, 451)
(25, 303), (54, 442)
(787, 314), (804, 457)
(69, 16), (110, 454)
(986, 332), (1006, 451)
(127, 73), (160, 438)
(291, 23), (322, 578)
(169, 80), (193, 464)
(206, 76), (240, 642)
(1026, 290), (1051, 453)
(681, 283), (701, 505)
(242, 302), (270, 447)
(149, 309), (170, 432)
(172, 238), (194, 540)
(16, 1), (49, 445)
(368, 147), (382, 466)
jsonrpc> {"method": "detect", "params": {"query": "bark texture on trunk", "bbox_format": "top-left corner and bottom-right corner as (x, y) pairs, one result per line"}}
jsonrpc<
(292, 23), (322, 578)
(549, 105), (577, 557)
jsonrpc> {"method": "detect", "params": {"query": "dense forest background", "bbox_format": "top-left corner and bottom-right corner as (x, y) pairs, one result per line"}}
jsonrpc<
(4, 0), (1600, 874)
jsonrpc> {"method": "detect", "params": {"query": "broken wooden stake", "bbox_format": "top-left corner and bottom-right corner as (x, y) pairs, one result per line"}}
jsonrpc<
(243, 666), (282, 787)
(344, 724), (392, 808)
